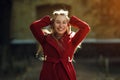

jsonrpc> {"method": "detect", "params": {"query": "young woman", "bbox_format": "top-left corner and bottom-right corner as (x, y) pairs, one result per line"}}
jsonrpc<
(30, 9), (90, 80)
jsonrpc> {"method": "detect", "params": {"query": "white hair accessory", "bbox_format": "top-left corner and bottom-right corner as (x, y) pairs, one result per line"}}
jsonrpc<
(53, 9), (69, 16)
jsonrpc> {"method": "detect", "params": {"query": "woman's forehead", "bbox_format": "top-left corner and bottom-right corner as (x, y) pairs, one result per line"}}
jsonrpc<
(55, 15), (68, 21)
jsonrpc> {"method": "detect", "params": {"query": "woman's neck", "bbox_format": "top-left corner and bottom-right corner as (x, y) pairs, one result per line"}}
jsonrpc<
(53, 33), (63, 39)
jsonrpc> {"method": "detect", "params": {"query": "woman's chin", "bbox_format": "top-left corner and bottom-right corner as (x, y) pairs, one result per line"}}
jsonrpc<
(57, 32), (65, 35)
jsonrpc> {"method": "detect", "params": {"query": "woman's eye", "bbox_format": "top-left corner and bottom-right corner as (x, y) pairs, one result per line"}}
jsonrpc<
(55, 20), (60, 24)
(56, 21), (60, 24)
(63, 21), (67, 24)
(55, 20), (67, 24)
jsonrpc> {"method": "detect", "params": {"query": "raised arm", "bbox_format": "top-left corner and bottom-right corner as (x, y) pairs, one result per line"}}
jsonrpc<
(69, 16), (90, 47)
(30, 15), (51, 44)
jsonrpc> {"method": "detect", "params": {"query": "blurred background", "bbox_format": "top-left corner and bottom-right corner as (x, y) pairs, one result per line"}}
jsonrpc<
(0, 0), (120, 80)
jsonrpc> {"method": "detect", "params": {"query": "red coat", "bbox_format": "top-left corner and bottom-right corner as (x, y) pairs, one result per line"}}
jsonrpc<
(30, 16), (90, 80)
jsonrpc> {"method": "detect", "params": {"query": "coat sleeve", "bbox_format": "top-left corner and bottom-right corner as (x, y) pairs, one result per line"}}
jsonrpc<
(30, 15), (51, 45)
(69, 16), (90, 47)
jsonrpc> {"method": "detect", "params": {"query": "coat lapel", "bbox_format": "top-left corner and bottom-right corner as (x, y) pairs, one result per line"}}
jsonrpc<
(46, 35), (62, 57)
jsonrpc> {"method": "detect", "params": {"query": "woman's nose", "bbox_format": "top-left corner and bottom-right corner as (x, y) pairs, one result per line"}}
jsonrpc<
(59, 23), (63, 27)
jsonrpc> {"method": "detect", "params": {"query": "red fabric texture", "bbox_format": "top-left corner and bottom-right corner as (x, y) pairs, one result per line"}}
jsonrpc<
(30, 15), (90, 80)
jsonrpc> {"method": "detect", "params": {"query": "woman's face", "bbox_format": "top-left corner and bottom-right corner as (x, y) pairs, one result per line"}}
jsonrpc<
(53, 15), (69, 35)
